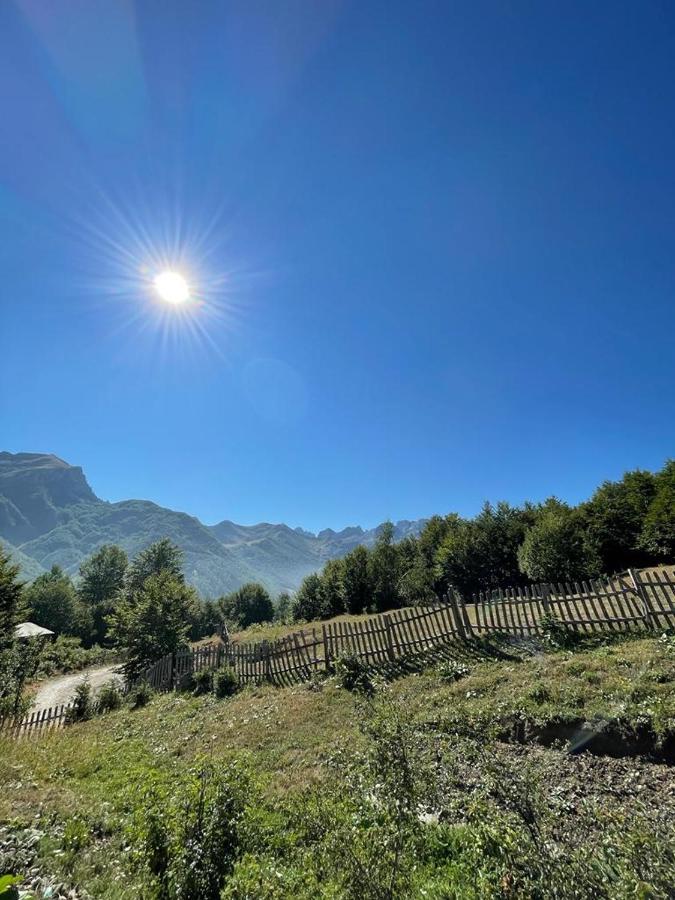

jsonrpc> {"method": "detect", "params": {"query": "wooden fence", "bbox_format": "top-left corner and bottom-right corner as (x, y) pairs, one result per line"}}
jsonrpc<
(3, 566), (674, 737)
(0, 701), (73, 739)
(137, 566), (675, 693)
(141, 627), (324, 690)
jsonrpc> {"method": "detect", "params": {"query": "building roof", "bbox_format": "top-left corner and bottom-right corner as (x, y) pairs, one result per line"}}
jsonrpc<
(14, 621), (55, 639)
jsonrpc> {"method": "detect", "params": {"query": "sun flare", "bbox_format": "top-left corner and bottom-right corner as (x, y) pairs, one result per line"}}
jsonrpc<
(153, 270), (190, 304)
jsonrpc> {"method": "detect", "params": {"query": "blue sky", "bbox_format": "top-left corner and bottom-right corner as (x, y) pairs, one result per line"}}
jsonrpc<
(1, 0), (674, 532)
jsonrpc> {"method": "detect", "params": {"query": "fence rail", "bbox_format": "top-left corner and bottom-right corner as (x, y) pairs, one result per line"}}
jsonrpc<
(3, 566), (674, 738)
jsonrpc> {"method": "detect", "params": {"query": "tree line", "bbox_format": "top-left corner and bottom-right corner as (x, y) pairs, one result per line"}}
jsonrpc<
(289, 460), (675, 622)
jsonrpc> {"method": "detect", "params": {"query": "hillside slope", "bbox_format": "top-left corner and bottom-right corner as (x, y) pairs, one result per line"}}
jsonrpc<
(1, 634), (673, 898)
(0, 452), (424, 596)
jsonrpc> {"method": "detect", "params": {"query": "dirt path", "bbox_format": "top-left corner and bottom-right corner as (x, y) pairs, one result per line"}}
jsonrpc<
(31, 665), (122, 709)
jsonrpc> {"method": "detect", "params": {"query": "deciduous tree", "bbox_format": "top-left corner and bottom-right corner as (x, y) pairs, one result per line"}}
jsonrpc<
(109, 571), (197, 678)
(78, 544), (128, 645)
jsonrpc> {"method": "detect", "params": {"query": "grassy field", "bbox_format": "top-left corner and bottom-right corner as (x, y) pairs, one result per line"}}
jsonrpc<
(1, 632), (675, 898)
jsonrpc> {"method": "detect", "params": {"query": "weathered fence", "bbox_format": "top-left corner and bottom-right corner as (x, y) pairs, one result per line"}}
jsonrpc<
(4, 566), (674, 737)
(140, 627), (324, 690)
(0, 701), (73, 739)
(137, 565), (675, 693)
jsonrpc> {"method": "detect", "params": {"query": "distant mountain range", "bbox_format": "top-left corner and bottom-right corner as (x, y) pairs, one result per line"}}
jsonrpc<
(0, 452), (425, 596)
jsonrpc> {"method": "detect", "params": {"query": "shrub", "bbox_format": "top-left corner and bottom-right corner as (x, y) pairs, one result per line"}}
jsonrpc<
(192, 667), (214, 696)
(540, 613), (580, 650)
(214, 665), (239, 698)
(0, 875), (21, 899)
(127, 681), (154, 709)
(333, 652), (376, 695)
(527, 685), (552, 704)
(96, 679), (122, 714)
(65, 678), (93, 723)
(36, 636), (116, 678)
(131, 762), (247, 900)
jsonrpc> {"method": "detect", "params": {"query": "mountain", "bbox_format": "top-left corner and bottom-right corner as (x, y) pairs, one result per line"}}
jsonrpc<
(0, 452), (425, 596)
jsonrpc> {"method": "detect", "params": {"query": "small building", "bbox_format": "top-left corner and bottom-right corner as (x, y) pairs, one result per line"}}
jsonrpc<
(14, 622), (55, 641)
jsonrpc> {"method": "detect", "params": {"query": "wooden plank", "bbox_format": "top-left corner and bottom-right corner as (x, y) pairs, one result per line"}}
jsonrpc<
(525, 586), (541, 634)
(449, 592), (465, 639)
(516, 587), (529, 633)
(501, 588), (516, 634)
(322, 623), (332, 669)
(597, 578), (625, 628)
(427, 606), (443, 646)
(398, 608), (417, 651)
(411, 609), (427, 651)
(576, 582), (597, 632)
(485, 590), (498, 631)
(491, 589), (503, 632)
(352, 619), (368, 661)
(582, 581), (606, 632)
(437, 599), (456, 641)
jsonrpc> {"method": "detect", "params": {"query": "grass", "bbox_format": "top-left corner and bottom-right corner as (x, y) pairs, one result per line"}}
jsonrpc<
(1, 632), (674, 897)
(395, 632), (675, 742)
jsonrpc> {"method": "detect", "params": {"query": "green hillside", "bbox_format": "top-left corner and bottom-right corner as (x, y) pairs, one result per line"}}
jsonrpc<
(0, 539), (45, 582)
(1, 633), (674, 898)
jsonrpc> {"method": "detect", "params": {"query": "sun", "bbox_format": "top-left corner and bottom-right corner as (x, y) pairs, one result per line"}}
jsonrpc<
(153, 270), (190, 304)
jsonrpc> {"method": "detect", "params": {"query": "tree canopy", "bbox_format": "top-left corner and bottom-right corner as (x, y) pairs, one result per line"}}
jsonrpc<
(78, 544), (128, 645)
(109, 571), (198, 678)
(126, 538), (184, 594)
(220, 582), (274, 629)
(24, 565), (81, 636)
(0, 545), (40, 719)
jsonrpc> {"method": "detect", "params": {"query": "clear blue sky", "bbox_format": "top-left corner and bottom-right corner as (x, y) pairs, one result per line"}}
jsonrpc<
(1, 1), (674, 532)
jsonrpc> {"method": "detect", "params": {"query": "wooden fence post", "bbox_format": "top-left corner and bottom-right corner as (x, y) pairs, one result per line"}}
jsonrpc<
(383, 614), (396, 661)
(263, 640), (272, 682)
(540, 584), (552, 617)
(458, 593), (474, 637)
(322, 624), (331, 672)
(628, 568), (655, 631)
(450, 591), (466, 640)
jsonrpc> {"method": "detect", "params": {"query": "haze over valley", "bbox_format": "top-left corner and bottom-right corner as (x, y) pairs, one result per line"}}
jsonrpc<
(0, 452), (423, 596)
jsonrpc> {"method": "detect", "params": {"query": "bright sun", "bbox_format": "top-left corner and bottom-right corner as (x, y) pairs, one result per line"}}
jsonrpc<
(154, 270), (190, 304)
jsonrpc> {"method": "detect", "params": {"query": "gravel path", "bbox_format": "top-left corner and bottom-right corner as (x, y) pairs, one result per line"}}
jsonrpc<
(31, 665), (122, 709)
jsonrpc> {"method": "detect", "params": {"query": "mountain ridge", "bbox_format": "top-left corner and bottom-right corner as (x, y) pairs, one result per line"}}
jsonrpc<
(0, 452), (425, 596)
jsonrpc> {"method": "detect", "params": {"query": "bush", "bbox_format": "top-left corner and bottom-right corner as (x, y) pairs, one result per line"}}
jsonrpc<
(96, 679), (122, 714)
(127, 681), (154, 709)
(192, 667), (214, 696)
(214, 665), (239, 698)
(333, 652), (376, 695)
(540, 614), (580, 650)
(36, 636), (116, 678)
(65, 678), (93, 723)
(131, 762), (247, 900)
(0, 875), (21, 899)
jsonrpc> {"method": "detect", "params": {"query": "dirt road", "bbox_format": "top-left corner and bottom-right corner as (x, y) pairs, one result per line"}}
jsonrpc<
(31, 665), (122, 709)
